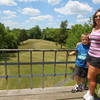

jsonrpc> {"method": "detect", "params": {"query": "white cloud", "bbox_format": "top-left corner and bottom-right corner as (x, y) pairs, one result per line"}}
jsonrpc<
(57, 15), (65, 19)
(76, 15), (89, 24)
(22, 7), (40, 16)
(0, 0), (17, 6)
(54, 0), (93, 15)
(28, 15), (53, 22)
(48, 0), (61, 5)
(18, 0), (47, 2)
(1, 20), (17, 29)
(92, 0), (100, 4)
(1, 20), (26, 29)
(68, 23), (74, 28)
(3, 10), (16, 18)
(19, 0), (37, 2)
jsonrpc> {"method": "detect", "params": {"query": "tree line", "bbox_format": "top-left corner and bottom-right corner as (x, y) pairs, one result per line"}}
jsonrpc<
(0, 19), (92, 49)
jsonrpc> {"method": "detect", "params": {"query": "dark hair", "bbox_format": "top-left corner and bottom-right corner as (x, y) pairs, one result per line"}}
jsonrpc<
(93, 8), (100, 28)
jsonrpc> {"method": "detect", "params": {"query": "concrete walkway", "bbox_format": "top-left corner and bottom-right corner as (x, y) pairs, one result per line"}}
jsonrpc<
(0, 86), (86, 100)
(0, 86), (100, 100)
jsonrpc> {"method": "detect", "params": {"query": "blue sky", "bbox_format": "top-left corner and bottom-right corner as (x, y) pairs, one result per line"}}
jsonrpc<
(0, 0), (100, 29)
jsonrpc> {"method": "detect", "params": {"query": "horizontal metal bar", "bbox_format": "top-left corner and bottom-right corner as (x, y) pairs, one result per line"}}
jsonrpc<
(0, 61), (75, 65)
(0, 49), (76, 52)
(0, 73), (74, 78)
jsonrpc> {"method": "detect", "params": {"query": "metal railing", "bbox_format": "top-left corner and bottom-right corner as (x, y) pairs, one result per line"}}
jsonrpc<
(0, 49), (76, 89)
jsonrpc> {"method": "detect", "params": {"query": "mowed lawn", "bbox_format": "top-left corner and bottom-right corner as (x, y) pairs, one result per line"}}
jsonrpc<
(0, 39), (76, 89)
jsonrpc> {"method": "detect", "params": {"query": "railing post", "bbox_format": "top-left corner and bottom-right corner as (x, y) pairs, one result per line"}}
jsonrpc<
(4, 51), (8, 89)
(42, 51), (45, 88)
(4, 52), (8, 80)
(54, 51), (57, 76)
(65, 51), (69, 78)
(17, 51), (21, 88)
(30, 50), (33, 89)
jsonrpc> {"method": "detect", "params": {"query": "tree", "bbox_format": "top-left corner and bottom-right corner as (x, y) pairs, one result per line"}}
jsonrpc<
(66, 23), (92, 49)
(28, 25), (41, 39)
(19, 29), (28, 43)
(66, 24), (84, 49)
(11, 28), (22, 45)
(57, 20), (68, 48)
(5, 33), (18, 49)
(0, 23), (8, 49)
(42, 27), (60, 42)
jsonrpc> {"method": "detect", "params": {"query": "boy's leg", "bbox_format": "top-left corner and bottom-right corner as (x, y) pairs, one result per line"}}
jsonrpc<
(74, 75), (81, 85)
(71, 66), (82, 92)
(74, 66), (82, 84)
(79, 68), (88, 91)
(80, 78), (88, 90)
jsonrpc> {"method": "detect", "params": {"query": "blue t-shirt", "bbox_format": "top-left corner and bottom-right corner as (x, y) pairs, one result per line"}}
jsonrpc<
(76, 43), (89, 68)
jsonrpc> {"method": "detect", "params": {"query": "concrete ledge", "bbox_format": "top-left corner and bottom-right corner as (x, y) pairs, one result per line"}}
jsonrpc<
(0, 86), (86, 100)
(0, 86), (73, 96)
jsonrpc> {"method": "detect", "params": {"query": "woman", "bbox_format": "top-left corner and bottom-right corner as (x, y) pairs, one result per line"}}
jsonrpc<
(83, 8), (100, 100)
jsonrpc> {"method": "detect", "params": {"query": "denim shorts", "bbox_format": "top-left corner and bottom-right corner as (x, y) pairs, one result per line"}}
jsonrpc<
(86, 54), (100, 68)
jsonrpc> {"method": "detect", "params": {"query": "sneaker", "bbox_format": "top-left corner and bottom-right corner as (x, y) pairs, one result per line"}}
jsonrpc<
(84, 85), (88, 90)
(81, 83), (88, 90)
(71, 84), (79, 93)
(78, 84), (83, 92)
(83, 91), (95, 100)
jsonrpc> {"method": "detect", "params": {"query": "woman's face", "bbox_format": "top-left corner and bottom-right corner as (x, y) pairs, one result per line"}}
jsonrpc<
(95, 12), (100, 25)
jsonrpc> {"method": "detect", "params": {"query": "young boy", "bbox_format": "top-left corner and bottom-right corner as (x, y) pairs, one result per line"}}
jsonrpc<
(69, 33), (90, 93)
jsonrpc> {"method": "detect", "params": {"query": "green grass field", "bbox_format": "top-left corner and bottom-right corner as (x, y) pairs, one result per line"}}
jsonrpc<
(0, 39), (76, 89)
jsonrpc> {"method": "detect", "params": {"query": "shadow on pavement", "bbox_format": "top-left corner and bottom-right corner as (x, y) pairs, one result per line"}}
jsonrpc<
(95, 96), (100, 100)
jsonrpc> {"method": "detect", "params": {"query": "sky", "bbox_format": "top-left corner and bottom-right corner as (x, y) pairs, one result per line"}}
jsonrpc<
(0, 0), (100, 29)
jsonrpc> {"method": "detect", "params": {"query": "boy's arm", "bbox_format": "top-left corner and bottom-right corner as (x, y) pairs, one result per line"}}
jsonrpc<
(69, 42), (80, 56)
(69, 51), (76, 56)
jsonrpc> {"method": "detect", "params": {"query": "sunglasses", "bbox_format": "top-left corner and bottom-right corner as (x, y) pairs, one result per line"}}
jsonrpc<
(95, 15), (100, 18)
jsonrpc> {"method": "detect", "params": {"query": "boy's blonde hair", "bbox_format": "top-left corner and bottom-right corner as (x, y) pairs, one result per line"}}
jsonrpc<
(81, 33), (89, 38)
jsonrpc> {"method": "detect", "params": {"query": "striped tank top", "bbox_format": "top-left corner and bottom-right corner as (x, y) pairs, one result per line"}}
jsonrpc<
(88, 30), (100, 58)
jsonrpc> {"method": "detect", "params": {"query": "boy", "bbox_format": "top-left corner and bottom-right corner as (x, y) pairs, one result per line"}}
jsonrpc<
(69, 33), (90, 93)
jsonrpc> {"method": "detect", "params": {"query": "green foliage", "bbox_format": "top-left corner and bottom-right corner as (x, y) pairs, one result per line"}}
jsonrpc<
(0, 18), (93, 49)
(19, 29), (28, 42)
(57, 20), (68, 48)
(28, 25), (42, 39)
(0, 23), (6, 34)
(0, 25), (18, 49)
(66, 24), (92, 49)
(42, 27), (60, 41)
(42, 20), (68, 49)
(5, 33), (18, 49)
(0, 23), (8, 49)
(83, 23), (92, 33)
